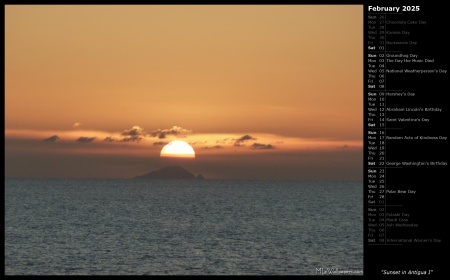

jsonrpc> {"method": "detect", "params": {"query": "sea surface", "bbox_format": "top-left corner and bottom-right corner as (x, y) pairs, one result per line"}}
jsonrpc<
(5, 179), (363, 275)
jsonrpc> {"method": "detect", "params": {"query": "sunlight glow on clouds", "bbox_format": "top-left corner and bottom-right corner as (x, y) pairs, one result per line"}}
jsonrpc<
(5, 126), (362, 155)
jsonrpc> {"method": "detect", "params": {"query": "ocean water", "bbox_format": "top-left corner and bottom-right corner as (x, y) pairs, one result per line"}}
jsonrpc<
(5, 179), (363, 275)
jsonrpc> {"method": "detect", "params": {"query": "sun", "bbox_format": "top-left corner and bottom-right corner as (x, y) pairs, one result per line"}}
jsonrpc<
(160, 140), (195, 158)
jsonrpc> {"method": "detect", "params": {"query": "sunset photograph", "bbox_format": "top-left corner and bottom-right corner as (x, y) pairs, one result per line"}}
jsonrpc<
(5, 5), (363, 275)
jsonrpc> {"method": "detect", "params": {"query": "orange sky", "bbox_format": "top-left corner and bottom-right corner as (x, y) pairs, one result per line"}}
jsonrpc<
(5, 5), (363, 180)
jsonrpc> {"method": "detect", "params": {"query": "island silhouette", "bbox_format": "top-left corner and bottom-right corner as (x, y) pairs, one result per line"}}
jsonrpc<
(134, 165), (205, 180)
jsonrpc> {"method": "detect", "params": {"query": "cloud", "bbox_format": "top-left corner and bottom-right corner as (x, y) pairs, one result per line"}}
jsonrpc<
(150, 126), (192, 138)
(103, 125), (146, 142)
(251, 143), (275, 150)
(104, 136), (142, 142)
(106, 124), (190, 143)
(153, 141), (168, 146)
(73, 122), (81, 128)
(118, 125), (192, 140)
(234, 134), (256, 146)
(121, 136), (142, 142)
(104, 136), (117, 142)
(202, 145), (223, 150)
(237, 135), (255, 141)
(44, 135), (61, 142)
(189, 141), (207, 146)
(122, 126), (145, 136)
(216, 138), (229, 144)
(76, 137), (96, 143)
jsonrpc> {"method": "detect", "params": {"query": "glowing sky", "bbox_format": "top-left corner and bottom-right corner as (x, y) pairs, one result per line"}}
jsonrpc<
(5, 5), (363, 180)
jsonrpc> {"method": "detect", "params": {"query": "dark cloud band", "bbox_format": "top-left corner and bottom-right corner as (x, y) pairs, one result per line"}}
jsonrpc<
(251, 143), (275, 150)
(76, 137), (96, 143)
(44, 135), (61, 142)
(234, 134), (256, 146)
